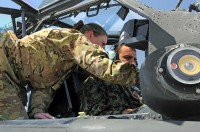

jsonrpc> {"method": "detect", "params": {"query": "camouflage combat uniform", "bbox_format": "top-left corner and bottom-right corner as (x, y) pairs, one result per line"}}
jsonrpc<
(0, 28), (139, 120)
(79, 76), (142, 116)
(0, 31), (28, 120)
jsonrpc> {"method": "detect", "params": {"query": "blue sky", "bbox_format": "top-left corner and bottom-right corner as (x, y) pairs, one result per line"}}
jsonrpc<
(0, 0), (197, 67)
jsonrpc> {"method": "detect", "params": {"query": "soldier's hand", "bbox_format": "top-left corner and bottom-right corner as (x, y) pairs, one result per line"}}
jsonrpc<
(122, 109), (134, 114)
(34, 112), (55, 119)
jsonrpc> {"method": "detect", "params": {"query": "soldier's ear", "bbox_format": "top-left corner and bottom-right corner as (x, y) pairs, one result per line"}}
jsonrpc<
(85, 31), (94, 39)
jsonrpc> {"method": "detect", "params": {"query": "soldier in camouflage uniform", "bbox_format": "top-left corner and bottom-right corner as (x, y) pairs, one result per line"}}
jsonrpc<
(29, 21), (109, 119)
(0, 23), (139, 120)
(79, 44), (143, 116)
(0, 31), (28, 120)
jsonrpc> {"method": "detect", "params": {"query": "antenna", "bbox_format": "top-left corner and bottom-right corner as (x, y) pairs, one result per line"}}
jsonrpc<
(175, 0), (183, 9)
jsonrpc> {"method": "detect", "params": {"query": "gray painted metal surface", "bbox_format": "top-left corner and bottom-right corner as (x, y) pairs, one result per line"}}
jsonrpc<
(147, 11), (200, 54)
(0, 118), (200, 132)
(118, 0), (200, 54)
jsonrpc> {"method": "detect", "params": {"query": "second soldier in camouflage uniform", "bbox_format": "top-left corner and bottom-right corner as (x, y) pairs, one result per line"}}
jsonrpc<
(79, 44), (142, 116)
(0, 27), (139, 120)
(79, 76), (142, 115)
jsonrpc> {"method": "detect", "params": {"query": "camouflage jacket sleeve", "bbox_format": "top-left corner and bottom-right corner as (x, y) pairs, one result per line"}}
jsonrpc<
(18, 28), (139, 87)
(28, 88), (55, 118)
(61, 29), (139, 86)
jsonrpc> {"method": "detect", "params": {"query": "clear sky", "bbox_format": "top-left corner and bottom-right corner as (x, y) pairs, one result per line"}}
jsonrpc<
(0, 0), (197, 67)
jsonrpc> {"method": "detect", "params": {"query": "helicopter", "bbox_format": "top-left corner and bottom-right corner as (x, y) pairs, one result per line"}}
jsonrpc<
(0, 0), (200, 131)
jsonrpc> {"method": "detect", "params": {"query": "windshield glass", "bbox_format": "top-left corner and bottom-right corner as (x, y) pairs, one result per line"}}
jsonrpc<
(61, 6), (144, 35)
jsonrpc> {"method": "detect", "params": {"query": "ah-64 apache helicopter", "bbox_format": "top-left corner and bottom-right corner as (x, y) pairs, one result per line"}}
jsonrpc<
(0, 0), (200, 131)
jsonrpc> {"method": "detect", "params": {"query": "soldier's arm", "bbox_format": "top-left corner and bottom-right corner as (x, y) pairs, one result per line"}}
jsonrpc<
(44, 28), (139, 86)
(28, 88), (55, 119)
(68, 31), (139, 86)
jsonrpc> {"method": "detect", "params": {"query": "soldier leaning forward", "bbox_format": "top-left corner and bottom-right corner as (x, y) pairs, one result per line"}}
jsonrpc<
(0, 28), (139, 120)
